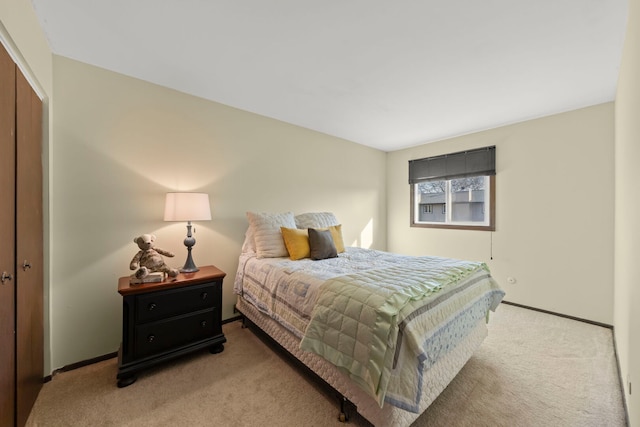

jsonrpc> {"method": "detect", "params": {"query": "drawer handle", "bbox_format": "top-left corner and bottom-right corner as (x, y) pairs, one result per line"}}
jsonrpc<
(200, 321), (207, 328)
(201, 292), (208, 300)
(148, 303), (156, 311)
(147, 334), (155, 343)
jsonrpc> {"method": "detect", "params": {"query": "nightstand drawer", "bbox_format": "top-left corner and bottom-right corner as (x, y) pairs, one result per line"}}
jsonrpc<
(136, 282), (217, 323)
(134, 308), (217, 359)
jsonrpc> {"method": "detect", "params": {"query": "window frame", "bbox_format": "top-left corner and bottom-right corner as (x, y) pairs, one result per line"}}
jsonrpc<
(410, 175), (495, 231)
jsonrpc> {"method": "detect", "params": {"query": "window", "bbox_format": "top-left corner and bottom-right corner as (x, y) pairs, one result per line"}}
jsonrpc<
(409, 146), (495, 231)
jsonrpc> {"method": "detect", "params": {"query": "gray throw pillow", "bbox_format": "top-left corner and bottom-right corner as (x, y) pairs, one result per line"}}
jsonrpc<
(308, 228), (338, 260)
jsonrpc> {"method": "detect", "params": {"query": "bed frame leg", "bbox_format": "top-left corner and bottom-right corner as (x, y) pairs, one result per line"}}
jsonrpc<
(235, 305), (248, 329)
(338, 396), (351, 423)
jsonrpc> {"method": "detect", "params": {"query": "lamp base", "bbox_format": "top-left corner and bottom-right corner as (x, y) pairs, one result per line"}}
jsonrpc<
(181, 245), (199, 273)
(181, 222), (199, 273)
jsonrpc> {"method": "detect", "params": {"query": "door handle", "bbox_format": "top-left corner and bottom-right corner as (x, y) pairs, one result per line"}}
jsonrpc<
(1, 271), (13, 284)
(22, 260), (32, 271)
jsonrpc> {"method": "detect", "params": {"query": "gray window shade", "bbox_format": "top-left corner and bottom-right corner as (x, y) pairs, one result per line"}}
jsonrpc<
(409, 146), (495, 184)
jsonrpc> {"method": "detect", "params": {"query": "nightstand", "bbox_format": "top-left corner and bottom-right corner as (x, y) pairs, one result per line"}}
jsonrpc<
(116, 265), (226, 387)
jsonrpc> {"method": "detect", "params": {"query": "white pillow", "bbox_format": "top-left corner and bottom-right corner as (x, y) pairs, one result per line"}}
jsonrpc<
(246, 212), (296, 258)
(295, 212), (339, 229)
(240, 227), (256, 254)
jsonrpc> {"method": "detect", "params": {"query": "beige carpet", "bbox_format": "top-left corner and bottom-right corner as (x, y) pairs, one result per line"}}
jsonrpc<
(26, 304), (626, 426)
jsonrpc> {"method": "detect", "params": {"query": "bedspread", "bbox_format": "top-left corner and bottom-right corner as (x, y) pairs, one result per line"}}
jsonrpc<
(234, 247), (504, 412)
(234, 247), (436, 338)
(299, 258), (504, 410)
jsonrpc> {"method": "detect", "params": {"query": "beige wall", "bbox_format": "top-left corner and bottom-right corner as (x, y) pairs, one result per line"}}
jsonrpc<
(50, 55), (387, 369)
(388, 103), (615, 324)
(615, 0), (640, 423)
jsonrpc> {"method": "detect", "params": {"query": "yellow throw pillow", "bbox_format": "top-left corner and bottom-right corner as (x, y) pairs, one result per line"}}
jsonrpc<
(280, 227), (310, 260)
(327, 224), (345, 253)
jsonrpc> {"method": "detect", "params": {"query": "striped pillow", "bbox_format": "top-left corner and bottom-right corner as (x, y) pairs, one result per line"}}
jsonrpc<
(246, 212), (296, 258)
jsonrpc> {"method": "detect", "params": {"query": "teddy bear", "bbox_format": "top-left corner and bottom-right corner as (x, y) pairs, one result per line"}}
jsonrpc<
(129, 234), (180, 279)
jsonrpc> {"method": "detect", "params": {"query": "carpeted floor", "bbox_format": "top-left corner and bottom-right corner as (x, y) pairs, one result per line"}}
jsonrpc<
(26, 303), (627, 426)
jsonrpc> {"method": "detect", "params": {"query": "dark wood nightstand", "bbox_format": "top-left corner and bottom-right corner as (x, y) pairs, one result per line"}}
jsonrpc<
(116, 265), (226, 387)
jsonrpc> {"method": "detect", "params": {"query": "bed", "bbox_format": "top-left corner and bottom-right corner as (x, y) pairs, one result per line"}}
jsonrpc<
(233, 212), (504, 426)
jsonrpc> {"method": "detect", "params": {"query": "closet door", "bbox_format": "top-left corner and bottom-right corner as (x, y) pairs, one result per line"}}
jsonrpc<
(0, 42), (17, 427)
(15, 69), (43, 427)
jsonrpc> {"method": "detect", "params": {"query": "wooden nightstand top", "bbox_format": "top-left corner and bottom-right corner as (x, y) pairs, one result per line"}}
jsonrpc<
(118, 265), (226, 296)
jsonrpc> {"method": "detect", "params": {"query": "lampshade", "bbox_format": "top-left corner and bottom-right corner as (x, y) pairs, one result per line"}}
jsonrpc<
(164, 193), (212, 222)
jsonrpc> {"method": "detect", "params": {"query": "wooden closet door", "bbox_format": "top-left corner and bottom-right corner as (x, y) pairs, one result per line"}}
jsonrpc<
(15, 69), (43, 427)
(0, 42), (17, 427)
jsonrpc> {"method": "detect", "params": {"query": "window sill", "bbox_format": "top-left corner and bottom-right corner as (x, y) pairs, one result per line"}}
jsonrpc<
(410, 222), (495, 231)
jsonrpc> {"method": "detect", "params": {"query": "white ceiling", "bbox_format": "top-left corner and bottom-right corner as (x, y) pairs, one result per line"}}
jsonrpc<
(30, 1), (627, 152)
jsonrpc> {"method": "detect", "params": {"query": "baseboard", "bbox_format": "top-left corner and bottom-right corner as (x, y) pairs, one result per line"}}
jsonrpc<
(501, 300), (612, 329)
(223, 314), (243, 325)
(47, 351), (118, 381)
(44, 316), (243, 382)
(611, 329), (631, 427)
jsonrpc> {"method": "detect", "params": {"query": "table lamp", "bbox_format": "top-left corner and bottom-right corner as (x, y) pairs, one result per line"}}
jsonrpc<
(163, 192), (212, 273)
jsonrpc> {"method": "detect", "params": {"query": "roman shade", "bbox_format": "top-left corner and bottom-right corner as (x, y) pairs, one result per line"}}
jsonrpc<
(409, 146), (495, 184)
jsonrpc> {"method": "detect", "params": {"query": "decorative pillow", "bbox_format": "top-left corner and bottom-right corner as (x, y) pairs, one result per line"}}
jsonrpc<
(327, 224), (345, 253)
(246, 212), (296, 258)
(280, 227), (310, 260)
(308, 228), (338, 260)
(295, 212), (339, 229)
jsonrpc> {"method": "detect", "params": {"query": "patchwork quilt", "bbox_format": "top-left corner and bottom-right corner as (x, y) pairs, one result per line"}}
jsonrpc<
(234, 247), (504, 412)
